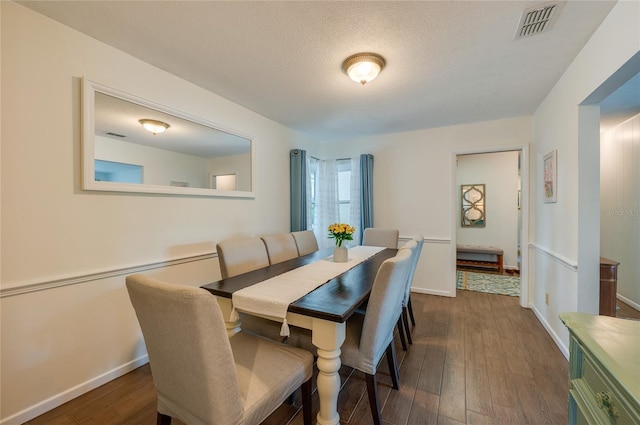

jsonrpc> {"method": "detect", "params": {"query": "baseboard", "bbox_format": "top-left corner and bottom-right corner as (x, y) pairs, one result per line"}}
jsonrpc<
(530, 303), (569, 360)
(411, 287), (454, 297)
(617, 293), (640, 311)
(0, 355), (149, 425)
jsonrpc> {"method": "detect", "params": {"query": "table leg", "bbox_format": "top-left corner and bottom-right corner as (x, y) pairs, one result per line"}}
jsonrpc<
(215, 297), (241, 336)
(312, 319), (346, 425)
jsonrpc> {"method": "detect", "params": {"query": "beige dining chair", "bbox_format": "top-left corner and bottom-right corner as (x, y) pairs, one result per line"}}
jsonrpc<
(217, 237), (284, 341)
(357, 227), (404, 350)
(397, 239), (418, 346)
(216, 237), (270, 279)
(353, 241), (414, 352)
(126, 274), (314, 425)
(261, 233), (299, 264)
(291, 230), (319, 256)
(288, 248), (413, 425)
(362, 227), (399, 249)
(405, 235), (423, 328)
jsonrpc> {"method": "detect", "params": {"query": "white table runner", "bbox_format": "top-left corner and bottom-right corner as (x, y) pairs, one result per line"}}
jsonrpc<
(230, 245), (384, 336)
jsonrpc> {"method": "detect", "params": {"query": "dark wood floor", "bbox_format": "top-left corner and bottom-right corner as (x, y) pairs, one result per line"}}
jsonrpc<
(26, 288), (580, 425)
(617, 298), (640, 320)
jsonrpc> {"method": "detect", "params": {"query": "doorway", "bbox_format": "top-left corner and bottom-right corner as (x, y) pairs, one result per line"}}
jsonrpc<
(452, 147), (530, 307)
(598, 71), (640, 317)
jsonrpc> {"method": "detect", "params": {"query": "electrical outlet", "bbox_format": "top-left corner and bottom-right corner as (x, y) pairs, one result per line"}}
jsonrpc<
(545, 292), (550, 305)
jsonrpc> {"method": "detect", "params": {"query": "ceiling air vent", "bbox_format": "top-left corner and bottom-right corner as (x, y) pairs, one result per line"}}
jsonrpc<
(515, 2), (560, 39)
(105, 131), (126, 138)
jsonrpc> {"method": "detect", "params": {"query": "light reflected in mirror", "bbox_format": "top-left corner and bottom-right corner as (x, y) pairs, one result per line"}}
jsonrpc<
(82, 79), (254, 197)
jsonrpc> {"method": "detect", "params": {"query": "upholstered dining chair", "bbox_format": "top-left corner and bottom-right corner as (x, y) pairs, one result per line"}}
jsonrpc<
(126, 274), (314, 425)
(404, 235), (424, 328)
(357, 227), (405, 350)
(291, 230), (319, 256)
(288, 248), (413, 425)
(362, 228), (399, 249)
(261, 233), (299, 264)
(216, 237), (269, 279)
(217, 237), (284, 341)
(397, 239), (418, 346)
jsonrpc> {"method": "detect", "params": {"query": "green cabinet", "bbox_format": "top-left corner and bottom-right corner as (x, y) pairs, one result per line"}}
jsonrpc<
(560, 312), (640, 425)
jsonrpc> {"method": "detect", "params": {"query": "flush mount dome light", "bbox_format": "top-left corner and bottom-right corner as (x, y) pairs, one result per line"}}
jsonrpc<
(139, 119), (170, 135)
(342, 52), (386, 85)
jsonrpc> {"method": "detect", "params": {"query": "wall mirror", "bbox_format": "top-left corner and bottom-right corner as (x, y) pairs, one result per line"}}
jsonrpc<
(82, 78), (254, 197)
(461, 183), (486, 227)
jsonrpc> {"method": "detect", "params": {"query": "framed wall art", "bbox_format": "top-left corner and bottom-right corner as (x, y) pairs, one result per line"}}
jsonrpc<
(461, 183), (486, 227)
(543, 149), (557, 203)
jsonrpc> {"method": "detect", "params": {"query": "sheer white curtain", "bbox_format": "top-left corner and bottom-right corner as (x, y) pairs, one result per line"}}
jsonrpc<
(305, 155), (314, 231)
(312, 157), (361, 249)
(313, 159), (339, 249)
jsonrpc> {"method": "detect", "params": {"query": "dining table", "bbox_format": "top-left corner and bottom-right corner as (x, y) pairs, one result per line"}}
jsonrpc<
(201, 246), (398, 425)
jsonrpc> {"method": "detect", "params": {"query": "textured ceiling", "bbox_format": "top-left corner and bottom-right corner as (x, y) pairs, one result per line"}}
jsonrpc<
(20, 0), (623, 142)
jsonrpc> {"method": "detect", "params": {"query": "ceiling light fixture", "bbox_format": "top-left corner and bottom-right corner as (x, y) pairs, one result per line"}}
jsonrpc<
(139, 119), (170, 135)
(342, 52), (386, 86)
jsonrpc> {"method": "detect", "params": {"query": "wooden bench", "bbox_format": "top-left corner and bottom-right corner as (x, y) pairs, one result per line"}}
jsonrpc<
(456, 244), (503, 273)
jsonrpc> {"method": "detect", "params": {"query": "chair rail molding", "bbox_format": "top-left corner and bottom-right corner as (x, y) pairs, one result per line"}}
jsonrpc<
(529, 243), (578, 272)
(398, 235), (451, 244)
(0, 252), (217, 298)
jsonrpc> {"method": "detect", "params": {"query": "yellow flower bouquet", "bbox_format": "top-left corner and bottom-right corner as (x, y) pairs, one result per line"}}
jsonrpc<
(328, 223), (355, 247)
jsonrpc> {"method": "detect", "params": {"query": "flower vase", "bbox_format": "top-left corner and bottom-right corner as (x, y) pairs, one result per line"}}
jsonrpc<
(333, 245), (348, 263)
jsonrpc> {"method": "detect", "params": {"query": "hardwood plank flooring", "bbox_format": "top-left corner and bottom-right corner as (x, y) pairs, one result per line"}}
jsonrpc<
(26, 290), (570, 425)
(617, 298), (640, 320)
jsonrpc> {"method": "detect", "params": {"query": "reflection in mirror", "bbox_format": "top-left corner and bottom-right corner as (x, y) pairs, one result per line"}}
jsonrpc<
(211, 174), (237, 190)
(82, 79), (254, 197)
(95, 159), (143, 183)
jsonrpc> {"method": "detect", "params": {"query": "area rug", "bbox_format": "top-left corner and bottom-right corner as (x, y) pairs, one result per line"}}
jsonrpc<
(457, 270), (520, 297)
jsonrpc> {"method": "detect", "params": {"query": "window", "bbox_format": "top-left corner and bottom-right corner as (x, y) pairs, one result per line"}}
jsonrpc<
(308, 157), (319, 230)
(336, 159), (352, 224)
(307, 158), (356, 248)
(95, 159), (143, 183)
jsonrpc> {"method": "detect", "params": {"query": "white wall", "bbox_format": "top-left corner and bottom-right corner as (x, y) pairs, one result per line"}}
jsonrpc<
(95, 135), (210, 187)
(601, 113), (640, 310)
(0, 3), (314, 423)
(209, 152), (252, 191)
(531, 0), (640, 357)
(456, 151), (520, 269)
(317, 117), (532, 299)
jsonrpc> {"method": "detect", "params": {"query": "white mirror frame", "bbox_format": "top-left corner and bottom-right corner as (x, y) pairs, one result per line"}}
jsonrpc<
(82, 78), (255, 198)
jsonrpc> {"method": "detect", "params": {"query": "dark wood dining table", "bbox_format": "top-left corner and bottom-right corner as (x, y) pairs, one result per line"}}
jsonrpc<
(201, 246), (397, 425)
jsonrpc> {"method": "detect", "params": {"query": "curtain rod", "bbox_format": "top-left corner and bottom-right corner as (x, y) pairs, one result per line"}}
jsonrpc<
(309, 155), (353, 161)
(296, 149), (365, 162)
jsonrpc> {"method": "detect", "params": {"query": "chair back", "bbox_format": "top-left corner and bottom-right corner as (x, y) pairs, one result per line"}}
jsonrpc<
(217, 238), (270, 278)
(404, 235), (423, 305)
(261, 233), (299, 264)
(362, 228), (399, 249)
(291, 230), (319, 256)
(126, 274), (244, 425)
(358, 248), (413, 374)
